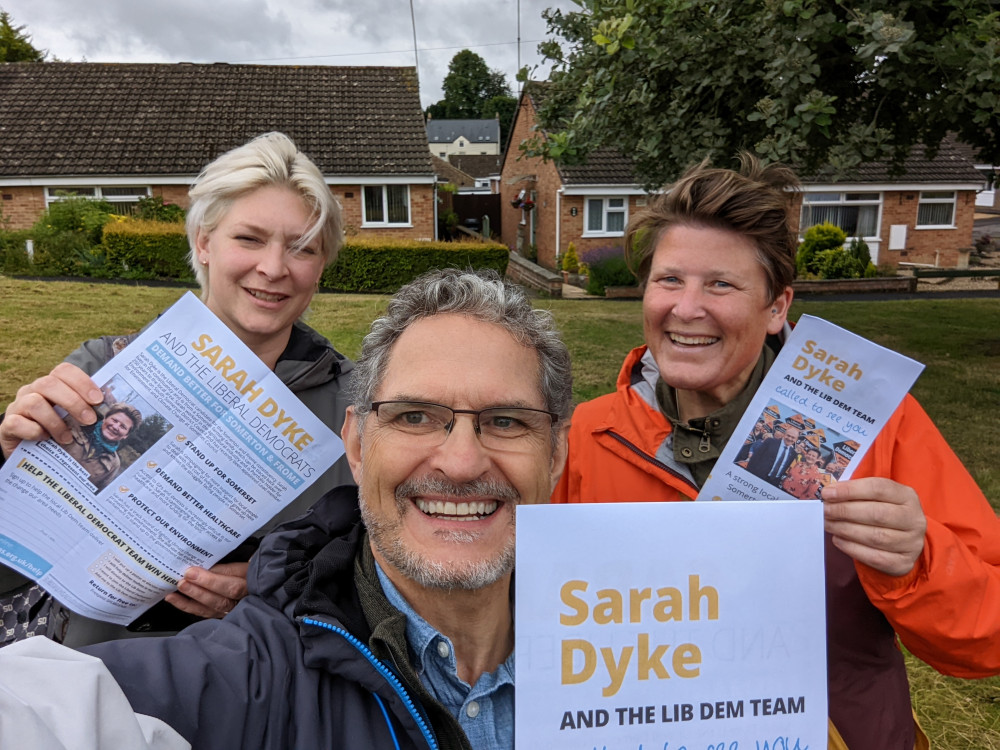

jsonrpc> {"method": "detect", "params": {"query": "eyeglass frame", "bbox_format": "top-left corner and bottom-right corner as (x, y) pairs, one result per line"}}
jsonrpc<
(368, 400), (560, 451)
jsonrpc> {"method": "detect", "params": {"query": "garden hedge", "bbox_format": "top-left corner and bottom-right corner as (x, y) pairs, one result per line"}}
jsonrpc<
(322, 237), (509, 292)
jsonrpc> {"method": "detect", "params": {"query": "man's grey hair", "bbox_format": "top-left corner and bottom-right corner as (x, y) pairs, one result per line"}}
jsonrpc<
(185, 132), (343, 295)
(351, 268), (573, 428)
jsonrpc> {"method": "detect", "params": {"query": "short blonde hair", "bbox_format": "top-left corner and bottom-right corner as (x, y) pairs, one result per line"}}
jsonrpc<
(185, 132), (343, 293)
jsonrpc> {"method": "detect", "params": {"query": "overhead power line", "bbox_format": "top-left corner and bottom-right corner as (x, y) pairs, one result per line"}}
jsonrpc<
(231, 38), (548, 65)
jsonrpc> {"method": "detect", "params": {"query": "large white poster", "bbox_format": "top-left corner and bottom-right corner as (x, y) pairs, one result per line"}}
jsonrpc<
(516, 501), (827, 749)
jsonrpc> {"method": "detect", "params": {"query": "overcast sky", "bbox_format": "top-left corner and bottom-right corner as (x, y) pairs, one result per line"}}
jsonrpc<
(2, 0), (576, 107)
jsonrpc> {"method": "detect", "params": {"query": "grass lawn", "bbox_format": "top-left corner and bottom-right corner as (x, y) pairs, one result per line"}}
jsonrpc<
(2, 277), (999, 746)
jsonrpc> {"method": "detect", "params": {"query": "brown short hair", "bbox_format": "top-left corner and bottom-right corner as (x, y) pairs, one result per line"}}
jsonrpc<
(105, 403), (142, 434)
(625, 153), (800, 302)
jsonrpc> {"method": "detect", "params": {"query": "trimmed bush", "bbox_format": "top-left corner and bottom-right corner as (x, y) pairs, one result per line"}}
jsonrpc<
(561, 242), (580, 273)
(103, 219), (193, 280)
(796, 222), (846, 277)
(322, 237), (509, 292)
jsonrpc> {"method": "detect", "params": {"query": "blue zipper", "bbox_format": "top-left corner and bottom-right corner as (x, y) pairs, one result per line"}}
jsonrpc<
(302, 616), (439, 750)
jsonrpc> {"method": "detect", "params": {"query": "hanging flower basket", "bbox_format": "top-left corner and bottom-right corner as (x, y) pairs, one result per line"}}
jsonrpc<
(521, 199), (535, 211)
(510, 198), (523, 209)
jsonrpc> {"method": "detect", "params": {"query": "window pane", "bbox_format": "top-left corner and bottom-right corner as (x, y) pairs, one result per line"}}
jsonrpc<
(844, 193), (879, 202)
(608, 197), (625, 208)
(387, 186), (409, 223)
(106, 202), (140, 217)
(102, 187), (150, 198)
(921, 191), (954, 201)
(50, 187), (96, 197)
(857, 206), (878, 236)
(805, 205), (841, 227)
(804, 192), (840, 203)
(587, 199), (604, 232)
(606, 210), (625, 233)
(918, 202), (953, 226)
(364, 186), (383, 223)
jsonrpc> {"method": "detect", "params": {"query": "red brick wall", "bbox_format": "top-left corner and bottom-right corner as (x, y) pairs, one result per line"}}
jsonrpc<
(3, 182), (435, 240)
(331, 184), (435, 240)
(790, 189), (977, 269)
(556, 194), (644, 263)
(878, 189), (976, 267)
(0, 186), (45, 229)
(500, 97), (563, 269)
(154, 185), (191, 211)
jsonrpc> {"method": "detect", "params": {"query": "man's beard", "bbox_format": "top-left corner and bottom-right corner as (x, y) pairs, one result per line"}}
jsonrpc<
(360, 474), (520, 591)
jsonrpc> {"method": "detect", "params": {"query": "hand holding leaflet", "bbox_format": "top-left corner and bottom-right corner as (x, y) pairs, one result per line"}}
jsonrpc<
(0, 292), (343, 625)
(698, 315), (924, 505)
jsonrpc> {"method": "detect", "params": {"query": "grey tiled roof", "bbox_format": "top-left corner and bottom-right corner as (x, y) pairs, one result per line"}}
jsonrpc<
(447, 154), (501, 178)
(431, 155), (475, 188)
(801, 140), (985, 185)
(556, 148), (638, 186)
(521, 81), (639, 186)
(427, 119), (500, 144)
(0, 62), (434, 178)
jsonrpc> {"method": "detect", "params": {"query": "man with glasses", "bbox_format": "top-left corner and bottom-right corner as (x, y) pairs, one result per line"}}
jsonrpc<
(1, 269), (572, 750)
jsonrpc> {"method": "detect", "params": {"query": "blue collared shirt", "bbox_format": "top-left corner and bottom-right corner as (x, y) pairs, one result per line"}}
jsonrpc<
(376, 563), (515, 750)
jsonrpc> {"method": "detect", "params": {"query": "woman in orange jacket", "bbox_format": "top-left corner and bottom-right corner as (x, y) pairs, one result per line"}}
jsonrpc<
(553, 155), (1000, 750)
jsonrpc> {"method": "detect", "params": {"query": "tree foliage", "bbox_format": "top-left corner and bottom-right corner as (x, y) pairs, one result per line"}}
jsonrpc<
(522, 0), (1000, 187)
(0, 10), (45, 62)
(426, 50), (518, 144)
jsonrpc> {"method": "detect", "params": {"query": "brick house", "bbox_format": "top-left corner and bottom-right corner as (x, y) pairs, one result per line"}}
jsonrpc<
(0, 63), (436, 239)
(502, 83), (984, 270)
(501, 84), (645, 270)
(426, 119), (501, 158)
(796, 141), (985, 268)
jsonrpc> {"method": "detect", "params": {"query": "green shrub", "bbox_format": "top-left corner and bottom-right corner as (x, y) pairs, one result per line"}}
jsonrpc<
(103, 220), (193, 280)
(796, 222), (846, 277)
(31, 196), (115, 276)
(814, 247), (866, 279)
(848, 238), (871, 267)
(135, 196), (186, 223)
(586, 255), (636, 296)
(0, 228), (33, 274)
(322, 237), (509, 292)
(561, 242), (580, 273)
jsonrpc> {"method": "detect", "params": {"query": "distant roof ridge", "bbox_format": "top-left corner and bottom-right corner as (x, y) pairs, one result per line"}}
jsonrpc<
(427, 118), (500, 143)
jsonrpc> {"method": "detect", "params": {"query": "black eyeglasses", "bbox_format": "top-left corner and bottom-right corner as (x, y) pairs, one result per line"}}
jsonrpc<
(370, 401), (558, 452)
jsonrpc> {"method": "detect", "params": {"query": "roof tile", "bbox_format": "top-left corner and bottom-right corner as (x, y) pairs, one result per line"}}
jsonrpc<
(0, 62), (434, 177)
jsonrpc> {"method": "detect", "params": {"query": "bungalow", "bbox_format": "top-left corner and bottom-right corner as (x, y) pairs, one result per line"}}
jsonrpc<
(502, 83), (984, 270)
(0, 62), (437, 239)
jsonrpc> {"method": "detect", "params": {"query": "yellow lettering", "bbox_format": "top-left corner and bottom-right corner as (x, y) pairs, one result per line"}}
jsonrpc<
(673, 643), (702, 678)
(559, 580), (589, 626)
(688, 575), (718, 621)
(561, 639), (595, 685)
(629, 587), (652, 623)
(257, 398), (279, 418)
(653, 586), (683, 622)
(191, 333), (212, 352)
(600, 645), (632, 697)
(594, 589), (623, 625)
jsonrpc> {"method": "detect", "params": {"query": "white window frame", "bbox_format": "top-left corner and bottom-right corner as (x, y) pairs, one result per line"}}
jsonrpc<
(45, 186), (152, 214)
(799, 191), (882, 241)
(582, 196), (628, 237)
(361, 185), (412, 227)
(915, 191), (957, 229)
